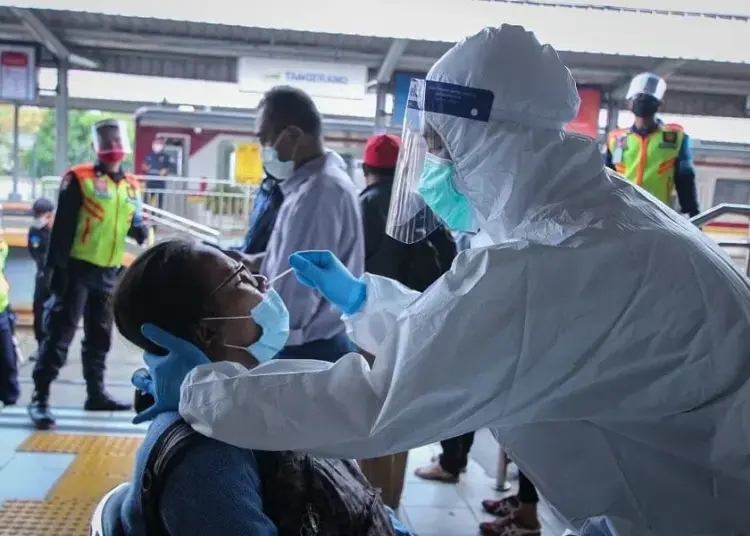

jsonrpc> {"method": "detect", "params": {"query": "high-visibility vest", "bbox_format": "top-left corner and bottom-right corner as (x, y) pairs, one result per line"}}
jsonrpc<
(0, 240), (9, 313)
(607, 124), (684, 206)
(68, 164), (141, 268)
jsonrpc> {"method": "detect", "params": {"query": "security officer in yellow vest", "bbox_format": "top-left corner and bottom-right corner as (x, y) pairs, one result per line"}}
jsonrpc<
(605, 72), (700, 217)
(0, 237), (20, 410)
(29, 119), (149, 430)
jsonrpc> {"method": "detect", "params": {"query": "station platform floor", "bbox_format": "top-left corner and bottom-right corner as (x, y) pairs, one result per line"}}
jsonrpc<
(1, 328), (568, 536)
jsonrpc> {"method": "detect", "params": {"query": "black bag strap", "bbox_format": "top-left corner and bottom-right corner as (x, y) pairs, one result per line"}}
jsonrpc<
(141, 418), (207, 536)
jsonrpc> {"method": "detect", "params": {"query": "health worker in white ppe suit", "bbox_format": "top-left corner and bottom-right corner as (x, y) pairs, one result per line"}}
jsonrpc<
(168, 25), (750, 536)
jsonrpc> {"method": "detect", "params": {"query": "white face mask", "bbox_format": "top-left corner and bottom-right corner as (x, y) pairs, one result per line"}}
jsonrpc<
(261, 146), (295, 180)
(261, 130), (297, 180)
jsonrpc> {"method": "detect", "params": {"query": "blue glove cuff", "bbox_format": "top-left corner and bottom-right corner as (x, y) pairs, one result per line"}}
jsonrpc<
(342, 279), (367, 316)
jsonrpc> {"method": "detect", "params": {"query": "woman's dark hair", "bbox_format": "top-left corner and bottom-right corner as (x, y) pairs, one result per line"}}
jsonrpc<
(113, 239), (214, 355)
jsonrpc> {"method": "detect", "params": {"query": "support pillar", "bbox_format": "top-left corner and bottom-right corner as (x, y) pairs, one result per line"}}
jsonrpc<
(374, 84), (388, 133)
(495, 446), (511, 492)
(55, 59), (69, 176)
(604, 95), (620, 137)
(10, 103), (21, 201)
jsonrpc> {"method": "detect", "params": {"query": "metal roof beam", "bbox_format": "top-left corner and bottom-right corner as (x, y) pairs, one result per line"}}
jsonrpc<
(374, 39), (409, 84)
(665, 75), (750, 96)
(50, 27), (425, 67)
(9, 8), (98, 69)
(1, 21), (746, 100)
(32, 90), (749, 119)
(0, 24), (437, 72)
(35, 94), (195, 114)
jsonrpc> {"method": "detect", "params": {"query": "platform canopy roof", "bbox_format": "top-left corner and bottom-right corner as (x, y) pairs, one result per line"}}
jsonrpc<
(0, 0), (749, 117)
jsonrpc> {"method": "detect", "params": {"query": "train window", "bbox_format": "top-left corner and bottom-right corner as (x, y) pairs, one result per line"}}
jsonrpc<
(713, 179), (750, 206)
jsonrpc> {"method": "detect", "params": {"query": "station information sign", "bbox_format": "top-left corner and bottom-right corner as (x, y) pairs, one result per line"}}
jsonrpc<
(0, 42), (38, 103)
(238, 57), (367, 100)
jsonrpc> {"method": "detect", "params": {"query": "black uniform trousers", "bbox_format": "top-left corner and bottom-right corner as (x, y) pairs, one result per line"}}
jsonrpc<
(32, 266), (117, 396)
(32, 273), (50, 345)
(0, 309), (19, 405)
(439, 432), (476, 476)
(518, 471), (539, 504)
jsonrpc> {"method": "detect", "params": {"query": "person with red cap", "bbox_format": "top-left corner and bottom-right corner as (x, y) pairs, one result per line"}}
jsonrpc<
(357, 133), (458, 508)
(359, 134), (456, 288)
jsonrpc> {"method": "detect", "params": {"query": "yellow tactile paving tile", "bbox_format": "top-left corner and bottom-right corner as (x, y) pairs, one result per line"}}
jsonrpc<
(0, 432), (141, 536)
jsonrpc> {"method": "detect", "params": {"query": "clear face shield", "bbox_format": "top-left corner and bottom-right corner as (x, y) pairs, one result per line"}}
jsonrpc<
(386, 79), (494, 244)
(91, 119), (132, 164)
(625, 72), (666, 101)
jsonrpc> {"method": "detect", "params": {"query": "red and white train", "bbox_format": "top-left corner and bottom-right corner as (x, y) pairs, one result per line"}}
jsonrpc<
(133, 107), (750, 266)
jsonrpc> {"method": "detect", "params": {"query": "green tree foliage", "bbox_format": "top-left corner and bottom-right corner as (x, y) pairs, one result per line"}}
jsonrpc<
(0, 104), (46, 174)
(24, 109), (135, 177)
(0, 105), (45, 133)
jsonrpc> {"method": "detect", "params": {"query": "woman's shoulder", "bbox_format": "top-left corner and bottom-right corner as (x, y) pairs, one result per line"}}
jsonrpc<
(139, 412), (260, 483)
(147, 412), (256, 459)
(147, 414), (263, 505)
(146, 418), (275, 534)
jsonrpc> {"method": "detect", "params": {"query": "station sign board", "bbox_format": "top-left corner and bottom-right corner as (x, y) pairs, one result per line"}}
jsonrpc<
(392, 72), (602, 139)
(238, 57), (367, 100)
(0, 42), (38, 104)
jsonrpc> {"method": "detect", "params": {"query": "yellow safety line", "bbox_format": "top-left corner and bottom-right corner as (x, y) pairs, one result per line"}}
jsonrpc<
(0, 432), (141, 536)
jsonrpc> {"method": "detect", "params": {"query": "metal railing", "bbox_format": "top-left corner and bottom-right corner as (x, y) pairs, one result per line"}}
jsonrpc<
(691, 203), (750, 276)
(143, 204), (221, 244)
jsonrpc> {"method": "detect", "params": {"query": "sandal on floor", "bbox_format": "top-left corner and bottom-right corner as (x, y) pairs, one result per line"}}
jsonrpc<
(479, 516), (542, 536)
(430, 454), (467, 473)
(414, 462), (460, 483)
(482, 496), (520, 517)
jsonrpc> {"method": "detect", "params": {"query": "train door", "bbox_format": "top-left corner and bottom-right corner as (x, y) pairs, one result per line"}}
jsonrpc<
(155, 133), (189, 177)
(162, 139), (186, 176)
(152, 133), (190, 217)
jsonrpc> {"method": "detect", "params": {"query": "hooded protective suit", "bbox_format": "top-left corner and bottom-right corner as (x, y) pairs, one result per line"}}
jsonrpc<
(180, 25), (750, 535)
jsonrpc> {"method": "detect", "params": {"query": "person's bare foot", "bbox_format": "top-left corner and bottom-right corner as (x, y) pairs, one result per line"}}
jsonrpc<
(414, 462), (459, 483)
(430, 453), (467, 473)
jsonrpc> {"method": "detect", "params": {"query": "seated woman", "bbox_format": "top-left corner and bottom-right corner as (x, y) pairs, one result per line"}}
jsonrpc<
(107, 239), (409, 535)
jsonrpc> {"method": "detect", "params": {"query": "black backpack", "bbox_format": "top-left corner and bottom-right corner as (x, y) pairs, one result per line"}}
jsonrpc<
(141, 418), (395, 536)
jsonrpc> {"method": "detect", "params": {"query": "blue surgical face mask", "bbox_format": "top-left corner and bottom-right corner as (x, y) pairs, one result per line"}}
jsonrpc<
(417, 153), (478, 232)
(204, 289), (290, 364)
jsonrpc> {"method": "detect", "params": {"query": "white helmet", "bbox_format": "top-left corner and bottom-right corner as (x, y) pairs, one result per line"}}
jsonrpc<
(626, 72), (667, 101)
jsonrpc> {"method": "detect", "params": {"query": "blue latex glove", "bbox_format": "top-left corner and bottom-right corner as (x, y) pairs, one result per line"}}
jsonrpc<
(131, 323), (211, 424)
(288, 250), (367, 315)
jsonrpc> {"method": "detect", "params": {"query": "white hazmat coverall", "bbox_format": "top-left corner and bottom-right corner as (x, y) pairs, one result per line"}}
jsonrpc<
(180, 25), (750, 536)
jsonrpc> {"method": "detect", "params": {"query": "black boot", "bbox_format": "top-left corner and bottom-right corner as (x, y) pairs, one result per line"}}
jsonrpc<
(84, 390), (132, 412)
(28, 388), (55, 430)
